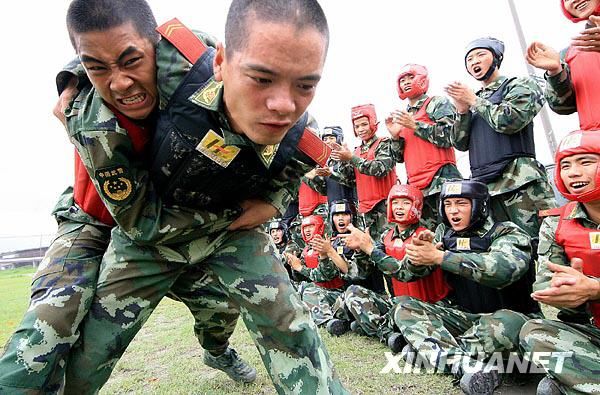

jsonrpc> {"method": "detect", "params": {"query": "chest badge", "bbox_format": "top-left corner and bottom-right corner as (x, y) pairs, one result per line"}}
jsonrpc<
(393, 238), (404, 248)
(589, 232), (600, 250)
(456, 238), (471, 250)
(196, 129), (240, 168)
(259, 144), (279, 167)
(337, 246), (345, 255)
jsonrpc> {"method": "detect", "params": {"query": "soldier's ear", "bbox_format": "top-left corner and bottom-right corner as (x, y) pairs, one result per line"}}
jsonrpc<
(213, 42), (226, 82)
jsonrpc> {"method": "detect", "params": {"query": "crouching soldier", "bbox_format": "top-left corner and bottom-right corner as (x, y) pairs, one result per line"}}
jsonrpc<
(520, 129), (600, 395)
(334, 184), (450, 351)
(393, 180), (540, 395)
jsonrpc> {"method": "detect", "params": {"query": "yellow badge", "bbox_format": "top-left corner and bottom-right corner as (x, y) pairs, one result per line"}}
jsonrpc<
(337, 246), (345, 255)
(189, 80), (223, 108)
(589, 232), (600, 250)
(335, 203), (346, 213)
(196, 129), (241, 168)
(456, 238), (471, 250)
(95, 166), (133, 204)
(445, 183), (463, 195)
(259, 144), (280, 167)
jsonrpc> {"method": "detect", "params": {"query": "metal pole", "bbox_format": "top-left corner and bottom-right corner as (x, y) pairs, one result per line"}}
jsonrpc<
(507, 0), (558, 155)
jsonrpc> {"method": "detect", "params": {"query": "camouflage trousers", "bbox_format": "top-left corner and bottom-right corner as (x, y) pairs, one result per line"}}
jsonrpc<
(394, 296), (529, 373)
(0, 219), (243, 394)
(520, 319), (600, 394)
(420, 193), (441, 231)
(341, 285), (398, 341)
(300, 283), (344, 326)
(62, 227), (347, 395)
(490, 178), (557, 239)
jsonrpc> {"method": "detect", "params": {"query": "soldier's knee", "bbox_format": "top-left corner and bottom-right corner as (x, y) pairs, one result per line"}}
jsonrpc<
(519, 319), (546, 344)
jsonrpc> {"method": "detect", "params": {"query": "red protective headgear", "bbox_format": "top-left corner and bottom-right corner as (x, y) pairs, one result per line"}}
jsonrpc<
(386, 184), (424, 225)
(555, 129), (600, 202)
(561, 0), (600, 22)
(301, 215), (325, 242)
(397, 64), (430, 100)
(351, 104), (378, 139)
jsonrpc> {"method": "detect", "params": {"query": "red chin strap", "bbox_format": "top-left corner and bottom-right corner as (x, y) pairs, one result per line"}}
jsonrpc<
(555, 129), (600, 202)
(561, 0), (600, 22)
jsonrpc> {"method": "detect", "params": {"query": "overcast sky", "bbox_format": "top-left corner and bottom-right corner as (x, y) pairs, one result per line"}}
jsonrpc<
(0, 0), (582, 252)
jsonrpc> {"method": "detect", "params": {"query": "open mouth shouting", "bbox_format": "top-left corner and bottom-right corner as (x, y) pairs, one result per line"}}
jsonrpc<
(569, 180), (590, 193)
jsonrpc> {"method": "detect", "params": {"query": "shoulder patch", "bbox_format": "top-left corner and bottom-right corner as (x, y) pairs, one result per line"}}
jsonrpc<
(95, 166), (134, 204)
(538, 207), (563, 218)
(297, 128), (331, 167)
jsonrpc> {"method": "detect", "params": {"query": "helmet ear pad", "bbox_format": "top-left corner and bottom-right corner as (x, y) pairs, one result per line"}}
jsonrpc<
(386, 184), (423, 225)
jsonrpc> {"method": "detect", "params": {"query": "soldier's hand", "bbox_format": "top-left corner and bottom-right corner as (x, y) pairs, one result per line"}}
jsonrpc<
(572, 20), (600, 52)
(285, 253), (303, 272)
(330, 143), (353, 162)
(525, 42), (561, 75)
(53, 76), (79, 128)
(385, 110), (403, 138)
(406, 239), (444, 266)
(310, 234), (332, 256)
(444, 82), (471, 114)
(531, 259), (600, 308)
(416, 230), (436, 243)
(444, 82), (477, 107)
(339, 224), (373, 254)
(228, 199), (278, 231)
(315, 167), (332, 177)
(396, 111), (417, 130)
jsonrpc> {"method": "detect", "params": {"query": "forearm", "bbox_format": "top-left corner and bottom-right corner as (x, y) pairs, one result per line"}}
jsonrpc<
(451, 113), (472, 151)
(544, 63), (577, 115)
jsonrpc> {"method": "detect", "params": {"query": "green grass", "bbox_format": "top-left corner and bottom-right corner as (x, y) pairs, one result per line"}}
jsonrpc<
(2, 268), (548, 394)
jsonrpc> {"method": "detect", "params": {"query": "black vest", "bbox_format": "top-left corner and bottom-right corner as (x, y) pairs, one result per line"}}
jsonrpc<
(443, 224), (540, 315)
(468, 78), (536, 184)
(150, 48), (312, 210)
(326, 161), (357, 203)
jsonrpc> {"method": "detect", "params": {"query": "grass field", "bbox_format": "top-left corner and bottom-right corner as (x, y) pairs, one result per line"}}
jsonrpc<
(1, 268), (542, 394)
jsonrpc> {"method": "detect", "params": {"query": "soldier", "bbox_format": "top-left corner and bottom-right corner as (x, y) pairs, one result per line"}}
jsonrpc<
(385, 64), (462, 229)
(445, 37), (556, 239)
(267, 218), (303, 284)
(287, 215), (347, 327)
(520, 129), (600, 395)
(53, 0), (348, 393)
(334, 184), (451, 352)
(526, 1), (600, 129)
(391, 180), (540, 395)
(329, 104), (400, 241)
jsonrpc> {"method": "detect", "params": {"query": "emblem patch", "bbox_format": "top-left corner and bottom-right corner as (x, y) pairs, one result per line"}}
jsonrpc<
(335, 203), (346, 212)
(445, 183), (462, 195)
(196, 129), (241, 168)
(95, 166), (133, 204)
(259, 144), (280, 167)
(590, 232), (600, 250)
(337, 246), (345, 255)
(456, 238), (471, 250)
(189, 80), (223, 108)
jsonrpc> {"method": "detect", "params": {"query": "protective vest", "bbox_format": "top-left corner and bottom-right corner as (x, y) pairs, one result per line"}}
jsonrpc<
(325, 163), (357, 204)
(555, 202), (600, 327)
(299, 182), (328, 216)
(383, 227), (450, 302)
(302, 246), (345, 289)
(150, 21), (322, 210)
(354, 138), (397, 213)
(442, 224), (540, 314)
(468, 78), (536, 184)
(73, 107), (150, 226)
(565, 47), (600, 130)
(400, 97), (456, 190)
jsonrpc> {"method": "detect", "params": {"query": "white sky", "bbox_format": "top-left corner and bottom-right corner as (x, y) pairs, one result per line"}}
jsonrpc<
(0, 0), (582, 252)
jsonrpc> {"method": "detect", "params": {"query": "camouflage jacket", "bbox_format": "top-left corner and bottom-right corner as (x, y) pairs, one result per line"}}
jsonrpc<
(51, 187), (112, 228)
(298, 248), (342, 282)
(400, 94), (462, 196)
(62, 31), (314, 245)
(452, 75), (547, 195)
(367, 219), (531, 288)
(536, 203), (599, 317)
(543, 48), (576, 115)
(331, 136), (401, 186)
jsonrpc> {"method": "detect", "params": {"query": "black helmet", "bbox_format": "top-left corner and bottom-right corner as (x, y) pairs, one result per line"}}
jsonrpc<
(439, 180), (490, 231)
(329, 199), (355, 234)
(267, 219), (288, 244)
(321, 126), (344, 145)
(465, 37), (505, 81)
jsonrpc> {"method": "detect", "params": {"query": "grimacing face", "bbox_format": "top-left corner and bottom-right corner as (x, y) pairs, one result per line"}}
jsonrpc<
(443, 197), (473, 232)
(466, 48), (494, 81)
(560, 153), (600, 195)
(213, 17), (327, 145)
(564, 0), (599, 18)
(75, 22), (158, 120)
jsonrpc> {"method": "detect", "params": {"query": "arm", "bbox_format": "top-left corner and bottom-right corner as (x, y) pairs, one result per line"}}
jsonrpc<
(414, 96), (457, 148)
(350, 138), (397, 177)
(472, 77), (545, 135)
(441, 223), (531, 289)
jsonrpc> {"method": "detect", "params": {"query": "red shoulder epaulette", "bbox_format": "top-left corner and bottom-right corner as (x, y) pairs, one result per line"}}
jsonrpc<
(538, 207), (563, 218)
(297, 128), (331, 167)
(156, 18), (207, 64)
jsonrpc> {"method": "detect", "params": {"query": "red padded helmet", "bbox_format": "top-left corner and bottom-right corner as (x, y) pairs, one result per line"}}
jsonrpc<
(386, 184), (423, 225)
(397, 64), (429, 100)
(555, 129), (600, 202)
(301, 215), (325, 242)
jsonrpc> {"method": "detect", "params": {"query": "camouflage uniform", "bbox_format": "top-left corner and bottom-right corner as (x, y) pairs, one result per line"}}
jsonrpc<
(452, 76), (557, 238)
(543, 49), (577, 116)
(398, 94), (462, 230)
(58, 33), (346, 394)
(333, 136), (401, 241)
(520, 206), (600, 394)
(392, 219), (536, 372)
